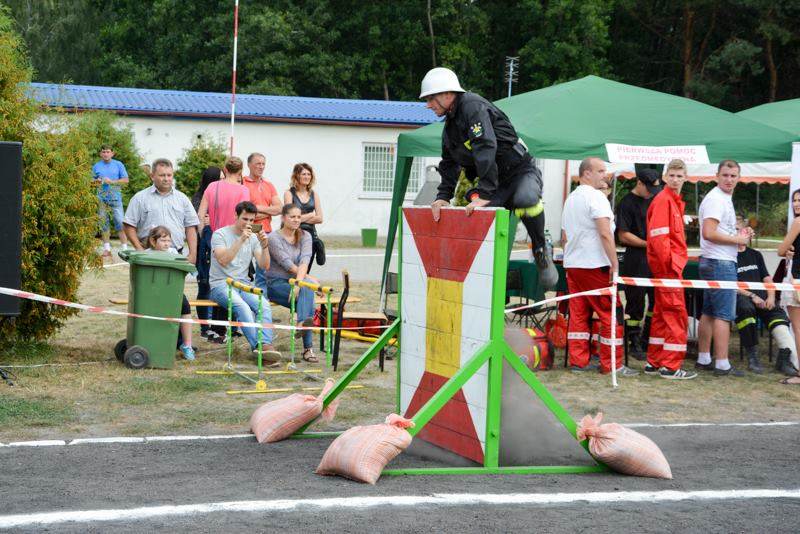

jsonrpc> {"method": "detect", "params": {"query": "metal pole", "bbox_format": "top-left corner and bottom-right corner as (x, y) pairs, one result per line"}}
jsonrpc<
(610, 272), (619, 389)
(755, 182), (760, 247)
(229, 0), (239, 156)
(507, 57), (514, 98)
(256, 294), (263, 377)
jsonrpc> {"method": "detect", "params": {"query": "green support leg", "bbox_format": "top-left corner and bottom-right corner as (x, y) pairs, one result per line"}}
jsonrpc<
(226, 284), (233, 368)
(294, 319), (400, 435)
(289, 284), (296, 366)
(407, 345), (492, 437)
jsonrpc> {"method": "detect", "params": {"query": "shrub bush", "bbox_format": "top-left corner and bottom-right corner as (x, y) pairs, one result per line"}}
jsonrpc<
(173, 134), (227, 196)
(0, 7), (100, 340)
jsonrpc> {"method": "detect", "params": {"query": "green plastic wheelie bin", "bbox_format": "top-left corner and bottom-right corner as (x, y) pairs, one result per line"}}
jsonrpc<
(114, 250), (197, 369)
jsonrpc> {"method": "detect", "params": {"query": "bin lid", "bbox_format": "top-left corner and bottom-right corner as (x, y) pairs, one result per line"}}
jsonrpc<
(119, 250), (197, 273)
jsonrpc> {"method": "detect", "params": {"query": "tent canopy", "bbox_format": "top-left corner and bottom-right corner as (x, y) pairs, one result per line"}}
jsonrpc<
(385, 75), (800, 282)
(398, 75), (798, 161)
(737, 99), (800, 137)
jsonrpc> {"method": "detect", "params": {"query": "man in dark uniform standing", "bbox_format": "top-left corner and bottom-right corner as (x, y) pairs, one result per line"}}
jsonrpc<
(616, 169), (661, 359)
(420, 67), (557, 288)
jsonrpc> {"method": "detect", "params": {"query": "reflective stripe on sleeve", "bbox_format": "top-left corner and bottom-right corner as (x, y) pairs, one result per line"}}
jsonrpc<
(650, 227), (669, 237)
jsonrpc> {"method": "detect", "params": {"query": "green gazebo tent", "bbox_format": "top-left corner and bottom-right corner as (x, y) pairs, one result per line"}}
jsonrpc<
(383, 75), (799, 281)
(737, 99), (800, 136)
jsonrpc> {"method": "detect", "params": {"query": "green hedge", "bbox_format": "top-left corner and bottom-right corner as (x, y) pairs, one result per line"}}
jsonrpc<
(0, 7), (101, 340)
(173, 134), (227, 196)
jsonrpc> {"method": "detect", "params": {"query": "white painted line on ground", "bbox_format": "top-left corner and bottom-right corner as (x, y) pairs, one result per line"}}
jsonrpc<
(2, 489), (799, 528)
(2, 422), (798, 448)
(5, 440), (67, 447)
(102, 262), (128, 268)
(69, 437), (145, 445)
(626, 421), (800, 428)
(144, 434), (252, 442)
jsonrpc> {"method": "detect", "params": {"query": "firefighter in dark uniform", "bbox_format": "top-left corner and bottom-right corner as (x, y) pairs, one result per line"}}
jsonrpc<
(420, 67), (557, 288)
(615, 169), (661, 359)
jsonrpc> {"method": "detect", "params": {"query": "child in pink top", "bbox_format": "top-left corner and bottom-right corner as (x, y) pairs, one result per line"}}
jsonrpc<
(198, 157), (250, 232)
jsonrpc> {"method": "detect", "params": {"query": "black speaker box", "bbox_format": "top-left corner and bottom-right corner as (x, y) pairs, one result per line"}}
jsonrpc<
(0, 142), (22, 316)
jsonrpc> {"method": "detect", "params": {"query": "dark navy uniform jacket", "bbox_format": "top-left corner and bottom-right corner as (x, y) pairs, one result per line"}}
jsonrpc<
(436, 92), (530, 202)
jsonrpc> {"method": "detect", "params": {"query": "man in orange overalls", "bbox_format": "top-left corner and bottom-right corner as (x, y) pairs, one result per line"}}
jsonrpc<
(645, 159), (697, 380)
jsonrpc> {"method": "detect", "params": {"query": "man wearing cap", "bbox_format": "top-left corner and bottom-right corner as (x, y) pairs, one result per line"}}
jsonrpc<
(616, 169), (661, 359)
(644, 159), (696, 379)
(420, 67), (557, 289)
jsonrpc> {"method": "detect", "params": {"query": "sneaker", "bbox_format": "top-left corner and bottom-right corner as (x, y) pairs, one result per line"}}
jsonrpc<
(644, 364), (662, 375)
(694, 361), (714, 372)
(179, 344), (196, 361)
(713, 365), (745, 377)
(615, 365), (639, 377)
(660, 368), (698, 380)
(101, 249), (112, 259)
(747, 357), (763, 374)
(569, 362), (600, 373)
(532, 246), (558, 290)
(295, 317), (314, 339)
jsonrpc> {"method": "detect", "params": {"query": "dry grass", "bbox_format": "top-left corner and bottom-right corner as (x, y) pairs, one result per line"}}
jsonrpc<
(1, 264), (798, 442)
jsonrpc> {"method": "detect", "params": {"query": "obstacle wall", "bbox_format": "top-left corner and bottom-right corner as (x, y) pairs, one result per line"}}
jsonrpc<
(399, 207), (499, 463)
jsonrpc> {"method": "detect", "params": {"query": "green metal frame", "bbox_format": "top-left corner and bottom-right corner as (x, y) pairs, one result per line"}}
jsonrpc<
(296, 207), (604, 475)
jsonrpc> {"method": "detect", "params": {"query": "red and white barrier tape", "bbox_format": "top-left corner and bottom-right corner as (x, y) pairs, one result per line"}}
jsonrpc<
(617, 276), (800, 292)
(504, 286), (613, 314)
(505, 275), (796, 316)
(0, 287), (391, 333)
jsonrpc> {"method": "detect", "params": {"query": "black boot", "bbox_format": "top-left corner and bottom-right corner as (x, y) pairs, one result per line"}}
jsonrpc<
(627, 330), (646, 361)
(746, 346), (762, 374)
(776, 348), (799, 376)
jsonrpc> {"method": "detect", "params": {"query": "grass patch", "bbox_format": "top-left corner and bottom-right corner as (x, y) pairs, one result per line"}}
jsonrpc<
(0, 398), (75, 428)
(112, 375), (222, 406)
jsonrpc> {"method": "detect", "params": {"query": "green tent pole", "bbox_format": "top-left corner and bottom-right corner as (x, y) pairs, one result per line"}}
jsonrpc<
(382, 154), (413, 294)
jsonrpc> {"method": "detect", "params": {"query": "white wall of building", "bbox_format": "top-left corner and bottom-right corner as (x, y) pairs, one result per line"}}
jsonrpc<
(119, 115), (432, 237)
(109, 115), (573, 240)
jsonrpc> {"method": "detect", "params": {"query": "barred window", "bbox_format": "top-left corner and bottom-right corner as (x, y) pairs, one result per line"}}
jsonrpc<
(362, 143), (424, 196)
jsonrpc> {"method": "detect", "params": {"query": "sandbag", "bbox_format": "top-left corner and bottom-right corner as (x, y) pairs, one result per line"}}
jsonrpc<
(250, 379), (337, 443)
(577, 413), (672, 479)
(316, 414), (414, 484)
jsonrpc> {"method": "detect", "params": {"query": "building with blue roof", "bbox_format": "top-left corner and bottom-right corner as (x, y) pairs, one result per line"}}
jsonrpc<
(28, 83), (437, 126)
(29, 83), (440, 236)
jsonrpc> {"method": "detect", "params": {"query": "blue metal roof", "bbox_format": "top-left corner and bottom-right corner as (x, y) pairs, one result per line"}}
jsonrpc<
(27, 82), (440, 126)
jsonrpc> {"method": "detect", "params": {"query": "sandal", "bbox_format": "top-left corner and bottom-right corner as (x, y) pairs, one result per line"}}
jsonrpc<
(780, 376), (800, 385)
(302, 348), (319, 363)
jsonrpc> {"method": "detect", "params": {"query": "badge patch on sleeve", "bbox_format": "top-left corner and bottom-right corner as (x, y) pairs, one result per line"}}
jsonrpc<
(470, 122), (483, 138)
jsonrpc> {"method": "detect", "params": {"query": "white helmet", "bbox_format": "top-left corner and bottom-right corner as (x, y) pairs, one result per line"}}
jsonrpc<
(419, 67), (465, 99)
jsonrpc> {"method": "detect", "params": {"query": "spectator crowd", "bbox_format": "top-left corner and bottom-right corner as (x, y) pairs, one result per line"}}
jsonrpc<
(92, 144), (800, 383)
(562, 156), (800, 382)
(93, 146), (325, 363)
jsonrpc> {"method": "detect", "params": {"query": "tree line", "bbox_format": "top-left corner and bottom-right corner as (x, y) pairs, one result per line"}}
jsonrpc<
(6, 0), (800, 111)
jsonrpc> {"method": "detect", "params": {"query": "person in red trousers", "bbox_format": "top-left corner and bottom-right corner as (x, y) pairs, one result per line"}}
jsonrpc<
(562, 157), (637, 376)
(645, 159), (697, 379)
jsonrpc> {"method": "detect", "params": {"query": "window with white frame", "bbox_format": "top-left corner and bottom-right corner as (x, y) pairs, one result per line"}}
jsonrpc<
(362, 143), (424, 197)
